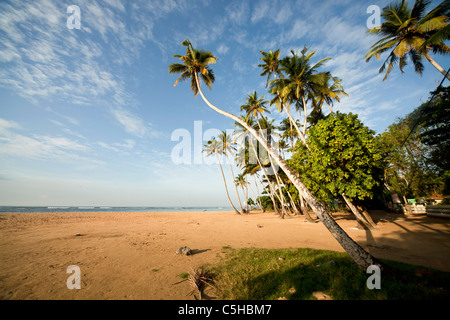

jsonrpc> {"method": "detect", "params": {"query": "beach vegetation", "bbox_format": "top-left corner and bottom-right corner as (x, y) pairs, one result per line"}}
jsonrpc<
(290, 112), (382, 229)
(376, 85), (450, 202)
(211, 247), (450, 300)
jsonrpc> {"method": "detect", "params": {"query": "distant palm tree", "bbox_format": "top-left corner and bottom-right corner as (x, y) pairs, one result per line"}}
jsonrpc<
(241, 94), (289, 217)
(202, 138), (240, 215)
(234, 116), (281, 214)
(235, 173), (249, 213)
(365, 0), (450, 81)
(169, 39), (382, 271)
(218, 131), (244, 214)
(258, 49), (281, 89)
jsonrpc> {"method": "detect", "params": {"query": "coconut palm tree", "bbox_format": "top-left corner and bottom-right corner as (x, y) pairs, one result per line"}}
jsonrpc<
(258, 49), (281, 89)
(365, 0), (450, 81)
(234, 117), (281, 214)
(218, 131), (244, 214)
(260, 50), (310, 149)
(202, 138), (240, 215)
(169, 39), (382, 271)
(245, 163), (266, 212)
(270, 47), (331, 136)
(235, 173), (249, 213)
(241, 94), (289, 217)
(313, 73), (348, 114)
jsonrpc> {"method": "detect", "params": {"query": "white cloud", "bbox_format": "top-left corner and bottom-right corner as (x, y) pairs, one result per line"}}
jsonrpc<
(251, 1), (270, 23)
(111, 107), (149, 138)
(0, 118), (22, 131)
(274, 3), (293, 24)
(0, 118), (98, 164)
(226, 1), (249, 25)
(217, 44), (229, 56)
(287, 19), (310, 41)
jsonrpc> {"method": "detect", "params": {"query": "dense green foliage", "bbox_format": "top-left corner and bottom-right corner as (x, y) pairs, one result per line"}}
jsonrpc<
(290, 112), (383, 202)
(376, 86), (449, 201)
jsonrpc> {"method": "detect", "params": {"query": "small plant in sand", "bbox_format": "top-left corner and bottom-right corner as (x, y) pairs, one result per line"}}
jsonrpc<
(188, 268), (214, 300)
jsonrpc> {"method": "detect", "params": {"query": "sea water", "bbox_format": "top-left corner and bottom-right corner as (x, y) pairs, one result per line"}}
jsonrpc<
(0, 206), (232, 213)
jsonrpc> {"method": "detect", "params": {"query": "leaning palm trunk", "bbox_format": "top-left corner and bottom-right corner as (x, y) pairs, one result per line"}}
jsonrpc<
(255, 168), (279, 213)
(225, 153), (244, 214)
(341, 193), (374, 230)
(195, 73), (381, 271)
(249, 135), (281, 214)
(301, 95), (308, 136)
(253, 175), (265, 212)
(424, 52), (450, 81)
(215, 153), (240, 215)
(256, 120), (287, 218)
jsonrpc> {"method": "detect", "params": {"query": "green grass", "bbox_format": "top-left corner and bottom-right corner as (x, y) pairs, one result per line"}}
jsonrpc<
(179, 272), (190, 279)
(209, 247), (450, 300)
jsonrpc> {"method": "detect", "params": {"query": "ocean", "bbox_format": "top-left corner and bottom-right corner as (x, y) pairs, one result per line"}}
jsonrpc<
(0, 206), (233, 213)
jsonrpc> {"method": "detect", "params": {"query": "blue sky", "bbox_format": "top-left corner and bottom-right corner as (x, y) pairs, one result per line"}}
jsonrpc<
(0, 0), (448, 206)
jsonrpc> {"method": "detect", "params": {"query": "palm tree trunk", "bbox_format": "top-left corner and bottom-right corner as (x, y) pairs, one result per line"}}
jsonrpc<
(424, 52), (450, 81)
(248, 177), (263, 212)
(245, 175), (249, 213)
(195, 73), (381, 271)
(225, 153), (244, 214)
(215, 153), (240, 215)
(328, 103), (334, 114)
(255, 169), (277, 213)
(302, 95), (308, 136)
(250, 136), (280, 214)
(257, 120), (287, 218)
(285, 185), (300, 214)
(253, 175), (265, 212)
(341, 193), (374, 230)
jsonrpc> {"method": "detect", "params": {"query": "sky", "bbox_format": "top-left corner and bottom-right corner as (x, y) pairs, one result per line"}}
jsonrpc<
(0, 0), (449, 207)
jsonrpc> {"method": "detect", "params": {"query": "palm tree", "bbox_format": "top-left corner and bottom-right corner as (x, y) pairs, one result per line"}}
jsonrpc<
(241, 94), (289, 217)
(234, 117), (281, 214)
(202, 138), (240, 215)
(169, 39), (217, 96)
(245, 163), (266, 212)
(258, 49), (281, 89)
(240, 91), (271, 122)
(235, 173), (249, 213)
(313, 73), (348, 114)
(270, 47), (331, 136)
(259, 50), (310, 149)
(218, 131), (245, 214)
(365, 0), (450, 81)
(169, 39), (382, 271)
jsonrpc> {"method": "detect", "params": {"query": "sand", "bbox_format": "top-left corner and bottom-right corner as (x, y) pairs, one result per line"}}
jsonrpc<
(0, 210), (449, 300)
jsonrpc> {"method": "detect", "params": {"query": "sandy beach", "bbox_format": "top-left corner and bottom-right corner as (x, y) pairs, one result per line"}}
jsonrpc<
(0, 210), (449, 300)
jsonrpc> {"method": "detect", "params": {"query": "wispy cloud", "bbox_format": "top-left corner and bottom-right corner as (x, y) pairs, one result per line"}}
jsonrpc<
(0, 117), (101, 164)
(0, 0), (161, 136)
(110, 107), (149, 138)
